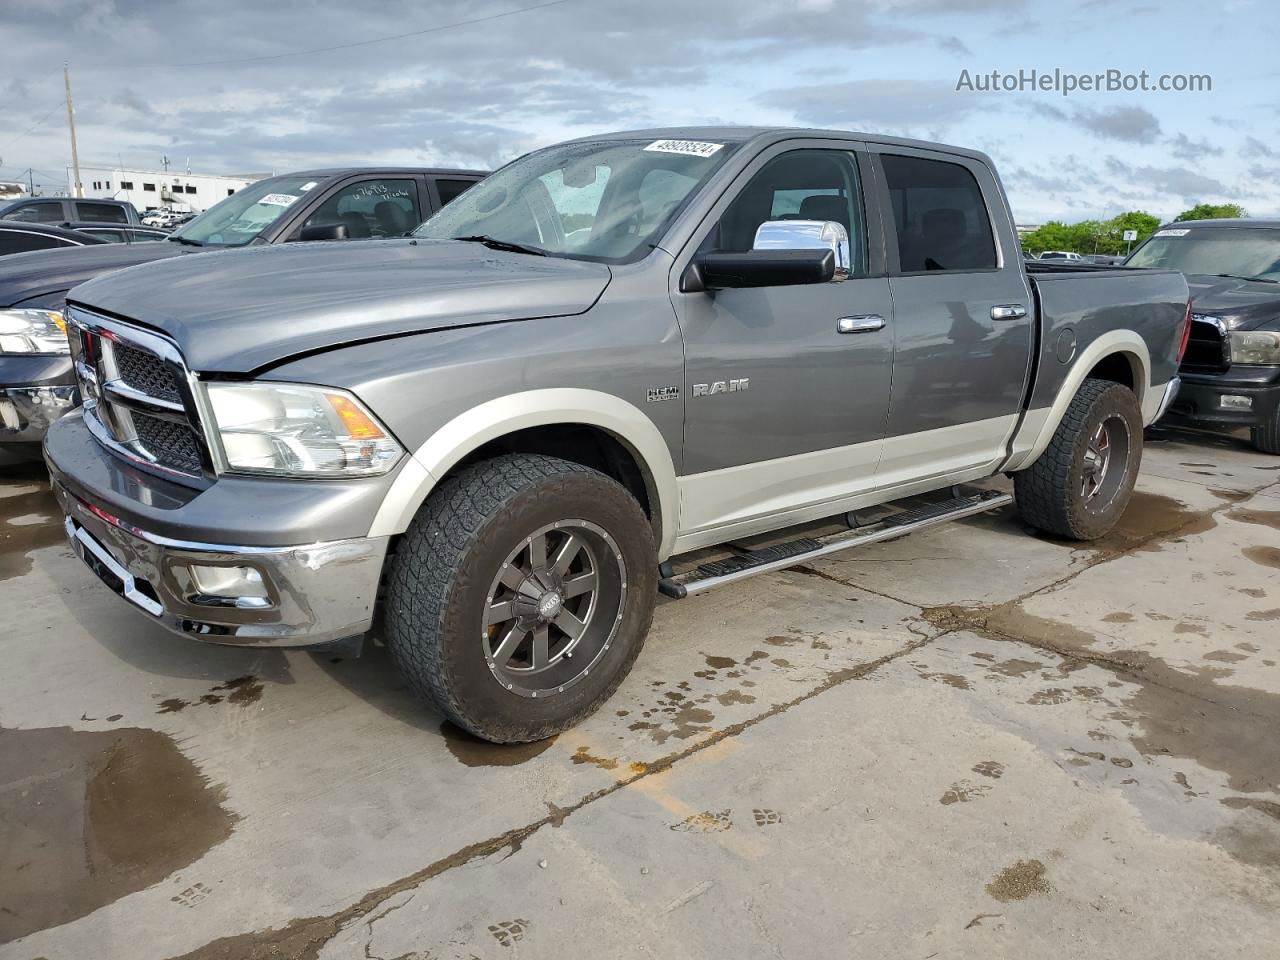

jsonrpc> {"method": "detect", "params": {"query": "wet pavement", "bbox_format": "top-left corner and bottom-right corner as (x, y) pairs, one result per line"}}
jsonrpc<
(1, 424), (1278, 959)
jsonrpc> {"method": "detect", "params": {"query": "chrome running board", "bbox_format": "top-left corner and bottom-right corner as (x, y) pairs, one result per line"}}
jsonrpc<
(658, 491), (1014, 599)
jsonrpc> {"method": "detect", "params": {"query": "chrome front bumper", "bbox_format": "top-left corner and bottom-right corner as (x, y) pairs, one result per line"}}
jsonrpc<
(54, 479), (390, 648)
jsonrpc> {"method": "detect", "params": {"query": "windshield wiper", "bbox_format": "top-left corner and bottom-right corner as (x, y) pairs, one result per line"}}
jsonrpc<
(452, 235), (546, 256)
(168, 235), (203, 247)
(1215, 272), (1278, 284)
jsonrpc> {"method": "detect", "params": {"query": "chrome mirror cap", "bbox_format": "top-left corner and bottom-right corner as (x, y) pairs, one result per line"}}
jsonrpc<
(752, 220), (850, 281)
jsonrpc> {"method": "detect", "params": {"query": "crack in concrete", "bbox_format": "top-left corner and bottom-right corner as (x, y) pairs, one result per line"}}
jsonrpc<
(168, 637), (936, 960)
(168, 480), (1280, 959)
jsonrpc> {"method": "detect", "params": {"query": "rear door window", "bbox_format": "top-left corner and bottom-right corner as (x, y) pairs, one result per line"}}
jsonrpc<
(434, 178), (477, 206)
(879, 154), (997, 272)
(75, 201), (129, 223)
(81, 228), (128, 243)
(299, 178), (422, 239)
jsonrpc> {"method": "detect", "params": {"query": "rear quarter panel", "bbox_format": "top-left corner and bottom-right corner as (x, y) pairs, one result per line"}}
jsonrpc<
(1027, 268), (1187, 412)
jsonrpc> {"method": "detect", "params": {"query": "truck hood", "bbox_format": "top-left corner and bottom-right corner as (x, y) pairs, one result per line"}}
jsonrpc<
(0, 240), (185, 307)
(1186, 274), (1280, 332)
(68, 239), (613, 373)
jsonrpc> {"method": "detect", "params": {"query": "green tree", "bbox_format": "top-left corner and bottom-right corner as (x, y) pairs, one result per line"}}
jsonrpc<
(1021, 210), (1163, 256)
(1174, 203), (1246, 222)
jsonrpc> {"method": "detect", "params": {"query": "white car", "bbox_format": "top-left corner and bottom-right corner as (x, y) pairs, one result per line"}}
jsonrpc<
(1038, 250), (1084, 261)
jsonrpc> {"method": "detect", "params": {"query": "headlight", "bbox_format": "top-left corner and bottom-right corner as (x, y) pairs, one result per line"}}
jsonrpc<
(1229, 330), (1280, 365)
(0, 309), (69, 355)
(206, 382), (403, 477)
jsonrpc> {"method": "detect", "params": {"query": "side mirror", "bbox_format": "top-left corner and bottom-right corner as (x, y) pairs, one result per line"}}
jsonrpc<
(752, 219), (851, 281)
(297, 223), (349, 242)
(690, 248), (836, 291)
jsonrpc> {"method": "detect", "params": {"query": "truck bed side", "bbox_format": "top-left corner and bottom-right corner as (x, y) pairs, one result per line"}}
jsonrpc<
(1003, 267), (1188, 471)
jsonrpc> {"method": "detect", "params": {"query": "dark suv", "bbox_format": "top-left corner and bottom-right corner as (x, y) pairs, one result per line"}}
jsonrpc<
(1126, 218), (1280, 454)
(0, 166), (486, 464)
(0, 196), (141, 227)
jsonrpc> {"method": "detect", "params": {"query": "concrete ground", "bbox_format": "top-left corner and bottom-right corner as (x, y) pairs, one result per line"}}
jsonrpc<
(2, 424), (1279, 960)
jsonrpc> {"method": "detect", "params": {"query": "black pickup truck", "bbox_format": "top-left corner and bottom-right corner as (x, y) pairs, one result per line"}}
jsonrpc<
(1126, 218), (1280, 453)
(0, 166), (485, 465)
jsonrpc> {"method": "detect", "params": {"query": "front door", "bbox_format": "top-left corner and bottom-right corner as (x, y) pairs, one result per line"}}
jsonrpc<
(672, 144), (895, 539)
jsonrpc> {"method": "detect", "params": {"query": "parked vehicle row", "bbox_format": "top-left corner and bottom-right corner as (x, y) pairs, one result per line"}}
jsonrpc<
(38, 126), (1191, 743)
(0, 165), (486, 464)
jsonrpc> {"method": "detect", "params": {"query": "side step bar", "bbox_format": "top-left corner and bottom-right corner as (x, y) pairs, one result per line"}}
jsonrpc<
(658, 491), (1013, 599)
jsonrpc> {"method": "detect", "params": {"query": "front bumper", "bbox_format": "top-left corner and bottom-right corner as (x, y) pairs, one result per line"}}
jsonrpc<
(1166, 366), (1280, 429)
(1, 355), (77, 446)
(44, 409), (394, 648)
(53, 477), (389, 647)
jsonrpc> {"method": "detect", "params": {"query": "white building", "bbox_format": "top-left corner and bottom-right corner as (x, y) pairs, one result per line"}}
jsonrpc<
(67, 164), (270, 214)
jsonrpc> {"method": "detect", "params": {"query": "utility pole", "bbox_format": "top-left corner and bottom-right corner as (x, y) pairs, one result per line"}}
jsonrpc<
(64, 62), (83, 198)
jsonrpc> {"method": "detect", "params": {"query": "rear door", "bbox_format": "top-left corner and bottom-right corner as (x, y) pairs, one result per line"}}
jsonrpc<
(866, 146), (1033, 488)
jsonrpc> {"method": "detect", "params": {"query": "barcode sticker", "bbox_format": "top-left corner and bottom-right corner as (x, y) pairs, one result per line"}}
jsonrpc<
(1154, 229), (1190, 238)
(258, 193), (300, 207)
(644, 139), (724, 158)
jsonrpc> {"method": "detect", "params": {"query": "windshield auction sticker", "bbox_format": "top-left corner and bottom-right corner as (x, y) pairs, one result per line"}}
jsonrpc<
(644, 139), (724, 158)
(1154, 229), (1190, 238)
(258, 193), (300, 207)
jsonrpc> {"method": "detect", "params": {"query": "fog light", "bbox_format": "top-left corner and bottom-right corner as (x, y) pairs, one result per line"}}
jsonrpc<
(1220, 395), (1253, 410)
(189, 564), (269, 601)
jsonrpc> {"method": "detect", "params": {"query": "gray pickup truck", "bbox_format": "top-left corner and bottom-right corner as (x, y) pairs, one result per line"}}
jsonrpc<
(44, 127), (1190, 742)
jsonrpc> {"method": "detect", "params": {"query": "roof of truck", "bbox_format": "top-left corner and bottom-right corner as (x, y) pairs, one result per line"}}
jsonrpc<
(1169, 218), (1280, 230)
(566, 126), (994, 163)
(281, 166), (490, 178)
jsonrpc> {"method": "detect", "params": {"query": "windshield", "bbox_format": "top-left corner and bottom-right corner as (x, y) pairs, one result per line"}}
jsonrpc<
(415, 138), (738, 263)
(171, 175), (322, 248)
(1126, 227), (1280, 281)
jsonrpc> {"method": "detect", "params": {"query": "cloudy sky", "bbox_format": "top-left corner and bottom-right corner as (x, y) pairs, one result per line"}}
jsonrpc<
(1, 0), (1275, 224)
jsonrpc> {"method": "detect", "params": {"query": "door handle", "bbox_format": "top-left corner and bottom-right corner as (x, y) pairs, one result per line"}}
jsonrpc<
(837, 315), (886, 334)
(991, 304), (1028, 321)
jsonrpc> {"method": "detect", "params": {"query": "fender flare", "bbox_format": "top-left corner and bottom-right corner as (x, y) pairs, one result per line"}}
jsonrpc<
(367, 388), (680, 557)
(1004, 330), (1154, 472)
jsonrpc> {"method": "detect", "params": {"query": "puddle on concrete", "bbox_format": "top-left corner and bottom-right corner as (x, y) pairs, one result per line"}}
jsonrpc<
(1243, 546), (1280, 570)
(155, 676), (265, 714)
(1227, 507), (1280, 530)
(440, 722), (556, 767)
(0, 484), (63, 582)
(922, 599), (1280, 799)
(0, 725), (236, 943)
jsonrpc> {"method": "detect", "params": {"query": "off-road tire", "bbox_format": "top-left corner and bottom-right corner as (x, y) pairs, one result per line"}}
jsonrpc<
(1014, 378), (1143, 540)
(386, 453), (657, 743)
(1252, 405), (1280, 455)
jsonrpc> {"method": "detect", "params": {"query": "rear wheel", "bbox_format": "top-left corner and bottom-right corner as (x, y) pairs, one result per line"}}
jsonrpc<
(1252, 404), (1280, 455)
(386, 454), (657, 743)
(1015, 378), (1143, 540)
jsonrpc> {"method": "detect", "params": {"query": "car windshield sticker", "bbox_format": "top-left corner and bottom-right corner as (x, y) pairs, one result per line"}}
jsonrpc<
(644, 139), (724, 158)
(300, 181), (318, 192)
(259, 193), (300, 207)
(1154, 229), (1190, 238)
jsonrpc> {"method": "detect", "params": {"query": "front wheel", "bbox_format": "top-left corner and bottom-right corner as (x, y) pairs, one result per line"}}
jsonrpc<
(1252, 403), (1280, 455)
(386, 454), (657, 743)
(1014, 378), (1143, 540)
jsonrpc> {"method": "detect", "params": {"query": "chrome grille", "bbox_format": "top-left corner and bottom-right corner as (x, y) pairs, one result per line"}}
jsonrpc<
(133, 414), (204, 474)
(1181, 315), (1230, 372)
(67, 307), (211, 484)
(113, 341), (182, 403)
